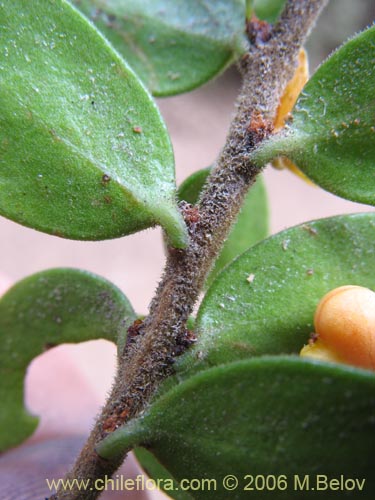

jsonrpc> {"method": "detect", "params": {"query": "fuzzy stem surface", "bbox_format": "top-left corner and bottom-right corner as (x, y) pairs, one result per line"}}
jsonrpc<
(49, 1), (328, 498)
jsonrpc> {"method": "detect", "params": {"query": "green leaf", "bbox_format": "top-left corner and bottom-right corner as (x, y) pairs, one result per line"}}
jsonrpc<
(254, 26), (375, 206)
(254, 0), (287, 22)
(176, 213), (375, 375)
(0, 0), (187, 247)
(178, 168), (211, 205)
(98, 357), (375, 499)
(0, 268), (135, 452)
(134, 447), (193, 500)
(178, 170), (269, 286)
(72, 0), (247, 97)
(245, 0), (254, 20)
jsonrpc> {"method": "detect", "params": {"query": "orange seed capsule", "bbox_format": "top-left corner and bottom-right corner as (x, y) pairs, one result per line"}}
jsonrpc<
(301, 286), (375, 370)
(272, 48), (313, 184)
(315, 285), (375, 370)
(273, 48), (309, 132)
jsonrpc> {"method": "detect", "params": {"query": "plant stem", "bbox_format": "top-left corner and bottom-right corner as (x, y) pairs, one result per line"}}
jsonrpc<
(50, 1), (328, 498)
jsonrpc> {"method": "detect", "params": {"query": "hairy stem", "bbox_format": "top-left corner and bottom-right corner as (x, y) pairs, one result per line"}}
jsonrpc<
(50, 1), (328, 498)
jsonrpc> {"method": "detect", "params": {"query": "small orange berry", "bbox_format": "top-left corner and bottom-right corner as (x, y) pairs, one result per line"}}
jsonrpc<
(301, 286), (375, 370)
(314, 285), (375, 370)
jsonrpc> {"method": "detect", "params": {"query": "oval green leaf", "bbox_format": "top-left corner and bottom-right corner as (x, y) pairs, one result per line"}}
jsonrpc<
(0, 268), (135, 452)
(72, 0), (247, 96)
(254, 0), (287, 22)
(0, 0), (186, 247)
(255, 26), (375, 205)
(177, 213), (375, 375)
(134, 447), (193, 500)
(98, 357), (375, 499)
(178, 170), (269, 286)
